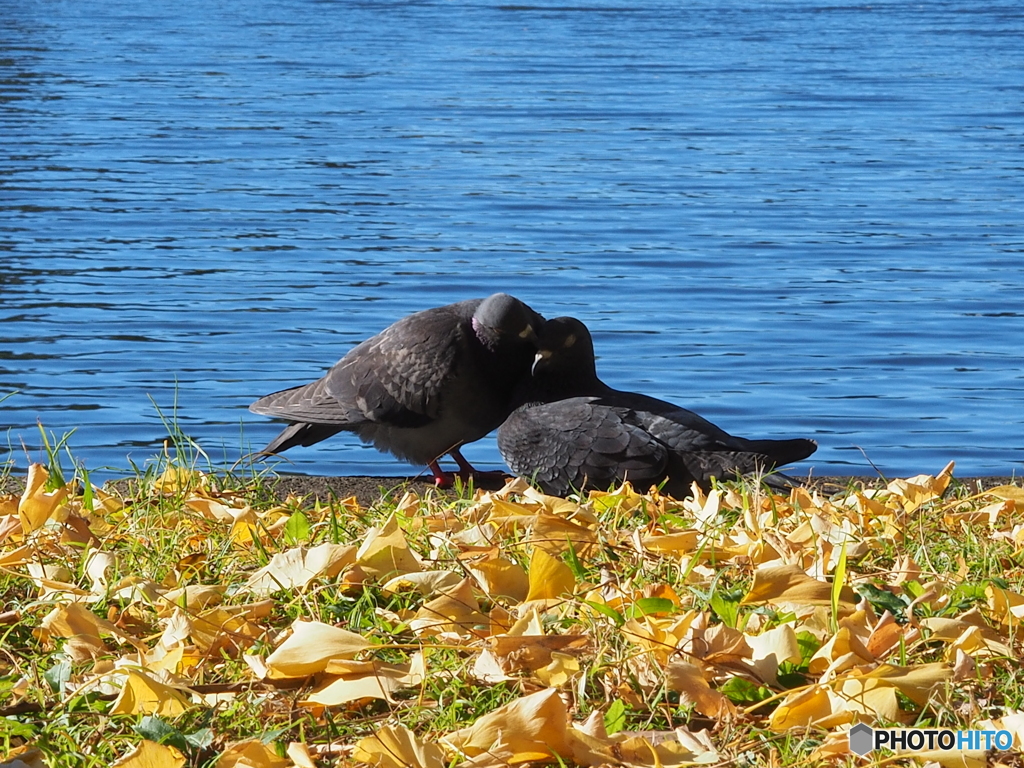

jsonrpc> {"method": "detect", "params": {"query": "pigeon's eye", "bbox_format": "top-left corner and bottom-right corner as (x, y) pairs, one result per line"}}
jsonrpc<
(563, 334), (577, 347)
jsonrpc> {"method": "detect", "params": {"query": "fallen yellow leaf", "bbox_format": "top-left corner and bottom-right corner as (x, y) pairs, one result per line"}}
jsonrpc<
(111, 740), (186, 768)
(665, 661), (736, 718)
(0, 747), (49, 768)
(411, 577), (488, 638)
(986, 484), (1024, 504)
(355, 514), (422, 577)
(215, 740), (290, 768)
(769, 685), (839, 731)
(245, 543), (356, 596)
(524, 547), (575, 603)
(741, 563), (857, 607)
(353, 725), (445, 768)
(19, 463), (68, 533)
(464, 552), (530, 603)
(109, 669), (191, 716)
(445, 688), (571, 759)
(380, 569), (463, 597)
(745, 623), (801, 685)
(264, 619), (370, 679)
(859, 662), (953, 707)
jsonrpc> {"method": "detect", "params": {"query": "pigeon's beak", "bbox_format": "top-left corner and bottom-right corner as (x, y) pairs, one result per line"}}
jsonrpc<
(531, 349), (552, 376)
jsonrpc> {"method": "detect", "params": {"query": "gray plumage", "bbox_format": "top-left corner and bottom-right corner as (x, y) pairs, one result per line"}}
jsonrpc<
(250, 294), (544, 484)
(497, 317), (817, 497)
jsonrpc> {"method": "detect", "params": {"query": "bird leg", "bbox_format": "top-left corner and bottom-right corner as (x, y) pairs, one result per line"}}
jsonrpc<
(450, 449), (477, 477)
(429, 451), (508, 489)
(427, 459), (455, 488)
(449, 449), (508, 485)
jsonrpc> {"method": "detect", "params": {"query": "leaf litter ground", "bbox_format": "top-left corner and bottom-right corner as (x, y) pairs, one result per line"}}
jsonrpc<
(3, 457), (1024, 768)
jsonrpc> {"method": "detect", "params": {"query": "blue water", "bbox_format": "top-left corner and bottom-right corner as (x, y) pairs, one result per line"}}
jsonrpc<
(2, 1), (1023, 480)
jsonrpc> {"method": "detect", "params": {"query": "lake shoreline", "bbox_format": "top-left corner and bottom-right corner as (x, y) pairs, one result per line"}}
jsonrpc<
(2, 468), (1015, 512)
(6, 472), (1017, 509)
(258, 473), (1023, 507)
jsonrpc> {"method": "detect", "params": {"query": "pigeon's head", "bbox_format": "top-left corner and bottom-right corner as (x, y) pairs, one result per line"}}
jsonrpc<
(530, 316), (597, 379)
(472, 293), (545, 349)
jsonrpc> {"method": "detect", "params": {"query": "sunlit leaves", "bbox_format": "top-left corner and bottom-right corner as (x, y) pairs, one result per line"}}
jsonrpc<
(111, 740), (185, 768)
(4, 457), (1024, 766)
(264, 619), (370, 679)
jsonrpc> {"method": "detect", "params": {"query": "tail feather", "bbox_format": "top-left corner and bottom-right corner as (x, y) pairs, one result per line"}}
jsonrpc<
(260, 423), (347, 455)
(742, 438), (817, 468)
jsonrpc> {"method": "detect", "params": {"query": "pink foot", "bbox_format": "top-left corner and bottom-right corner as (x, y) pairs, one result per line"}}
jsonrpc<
(428, 460), (455, 489)
(427, 453), (509, 489)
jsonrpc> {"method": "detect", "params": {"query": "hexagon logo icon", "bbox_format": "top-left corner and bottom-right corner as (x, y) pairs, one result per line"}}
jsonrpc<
(849, 723), (874, 756)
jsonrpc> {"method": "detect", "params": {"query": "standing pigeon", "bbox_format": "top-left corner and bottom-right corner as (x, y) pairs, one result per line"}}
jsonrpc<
(250, 294), (545, 486)
(497, 317), (816, 498)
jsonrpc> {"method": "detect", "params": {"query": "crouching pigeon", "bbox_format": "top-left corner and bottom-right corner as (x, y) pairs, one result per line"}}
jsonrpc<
(250, 294), (545, 486)
(497, 316), (816, 498)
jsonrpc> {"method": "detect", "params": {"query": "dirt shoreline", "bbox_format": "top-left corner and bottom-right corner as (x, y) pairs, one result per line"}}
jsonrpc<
(255, 473), (1023, 508)
(6, 472), (1019, 509)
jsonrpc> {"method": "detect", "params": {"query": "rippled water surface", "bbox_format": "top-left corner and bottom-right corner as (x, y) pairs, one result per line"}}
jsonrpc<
(2, 1), (1023, 480)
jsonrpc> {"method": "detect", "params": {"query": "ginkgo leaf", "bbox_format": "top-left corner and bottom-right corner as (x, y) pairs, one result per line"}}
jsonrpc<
(109, 669), (191, 716)
(188, 605), (267, 656)
(151, 465), (207, 495)
(769, 685), (837, 731)
(866, 614), (906, 658)
(741, 563), (857, 607)
(307, 657), (425, 705)
(264, 619), (370, 679)
(620, 613), (702, 665)
(465, 553), (530, 603)
(411, 578), (488, 638)
(745, 623), (801, 685)
(37, 602), (134, 652)
(859, 662), (953, 707)
(534, 651), (580, 687)
(380, 569), (462, 596)
(215, 740), (291, 768)
(285, 743), (316, 768)
(528, 514), (598, 556)
(986, 584), (1024, 626)
(808, 625), (874, 674)
(111, 740), (185, 768)
(85, 551), (116, 593)
(886, 462), (953, 511)
(611, 733), (718, 768)
(936, 625), (1012, 661)
(987, 485), (1024, 503)
(524, 547), (575, 603)
(19, 464), (68, 533)
(157, 585), (226, 617)
(244, 543), (355, 596)
(944, 499), (1012, 526)
(0, 544), (33, 567)
(472, 648), (514, 683)
(353, 724), (445, 768)
(0, 747), (48, 768)
(302, 672), (396, 706)
(355, 514), (422, 577)
(185, 497), (242, 522)
(641, 530), (700, 555)
(665, 661), (736, 718)
(831, 677), (899, 720)
(445, 688), (572, 759)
